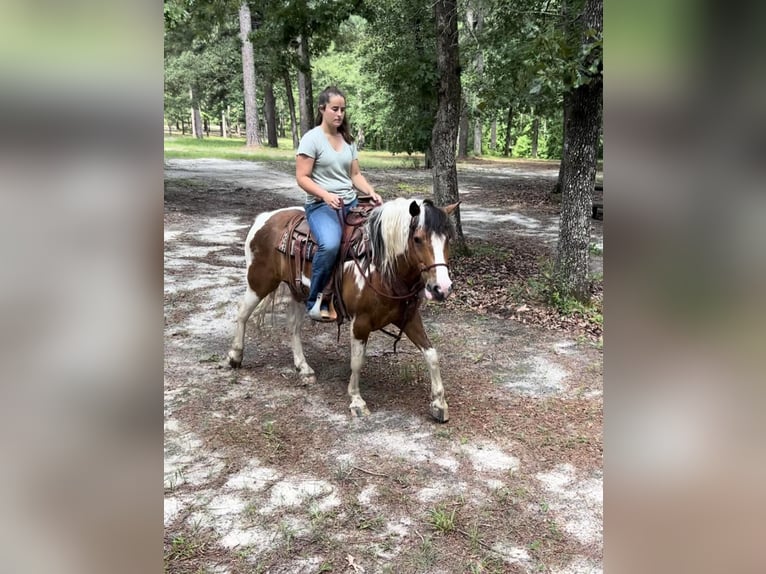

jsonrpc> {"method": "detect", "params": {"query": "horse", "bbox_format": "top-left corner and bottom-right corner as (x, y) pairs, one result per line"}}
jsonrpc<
(227, 197), (458, 422)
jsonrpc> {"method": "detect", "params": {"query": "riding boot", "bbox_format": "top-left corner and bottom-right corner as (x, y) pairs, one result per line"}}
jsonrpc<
(308, 294), (333, 322)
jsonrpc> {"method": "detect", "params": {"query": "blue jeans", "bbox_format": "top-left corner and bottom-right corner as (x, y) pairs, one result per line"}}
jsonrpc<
(305, 199), (357, 310)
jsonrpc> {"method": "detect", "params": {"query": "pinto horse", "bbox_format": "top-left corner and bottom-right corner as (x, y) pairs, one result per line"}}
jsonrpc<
(227, 198), (458, 422)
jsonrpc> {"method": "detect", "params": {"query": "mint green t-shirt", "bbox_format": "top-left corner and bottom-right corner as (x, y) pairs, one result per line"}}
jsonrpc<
(297, 126), (358, 205)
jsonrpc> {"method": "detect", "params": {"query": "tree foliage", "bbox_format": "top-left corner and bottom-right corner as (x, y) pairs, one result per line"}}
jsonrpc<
(163, 0), (601, 160)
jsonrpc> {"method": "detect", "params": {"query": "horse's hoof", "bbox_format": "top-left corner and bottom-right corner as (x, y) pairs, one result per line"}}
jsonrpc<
(227, 351), (242, 369)
(300, 374), (316, 386)
(350, 406), (370, 418)
(430, 405), (449, 423)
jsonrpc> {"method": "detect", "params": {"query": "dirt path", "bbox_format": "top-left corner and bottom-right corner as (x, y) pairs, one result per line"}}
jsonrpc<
(164, 159), (603, 574)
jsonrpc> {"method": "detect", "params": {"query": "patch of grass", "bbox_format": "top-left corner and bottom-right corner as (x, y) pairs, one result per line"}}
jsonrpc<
(278, 521), (295, 552)
(466, 521), (482, 552)
(243, 501), (262, 523)
(261, 419), (283, 456)
(395, 182), (430, 196)
(163, 525), (217, 572)
(468, 242), (511, 258)
(428, 504), (457, 534)
(589, 243), (603, 256)
(164, 135), (428, 169)
(467, 555), (505, 574)
(333, 460), (354, 484)
(412, 536), (437, 570)
(492, 486), (513, 505)
(164, 469), (184, 492)
(521, 260), (604, 327)
(357, 514), (385, 531)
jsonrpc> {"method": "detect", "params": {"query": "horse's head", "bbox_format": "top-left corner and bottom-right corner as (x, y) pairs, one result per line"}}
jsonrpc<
(407, 199), (459, 302)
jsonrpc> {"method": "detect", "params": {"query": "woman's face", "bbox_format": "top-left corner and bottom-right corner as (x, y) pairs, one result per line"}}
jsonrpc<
(321, 95), (346, 129)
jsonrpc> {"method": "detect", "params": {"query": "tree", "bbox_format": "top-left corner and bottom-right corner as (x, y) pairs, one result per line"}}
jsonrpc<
(360, 0), (438, 158)
(553, 0), (602, 302)
(239, 2), (262, 147)
(432, 0), (467, 253)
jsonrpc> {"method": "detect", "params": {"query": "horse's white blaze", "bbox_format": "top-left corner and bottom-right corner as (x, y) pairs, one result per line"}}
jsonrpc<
(430, 234), (452, 294)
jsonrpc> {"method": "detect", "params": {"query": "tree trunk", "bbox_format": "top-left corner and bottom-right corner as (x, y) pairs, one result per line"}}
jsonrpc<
(473, 118), (482, 156)
(490, 118), (497, 150)
(531, 116), (539, 158)
(296, 34), (314, 137)
(221, 108), (228, 138)
(263, 76), (278, 147)
(167, 120), (173, 136)
(189, 86), (203, 140)
(432, 0), (466, 253)
(239, 2), (261, 147)
(283, 69), (299, 148)
(458, 98), (469, 158)
(180, 119), (185, 135)
(553, 0), (602, 302)
(468, 3), (484, 157)
(503, 105), (512, 156)
(552, 102), (567, 195)
(203, 116), (209, 136)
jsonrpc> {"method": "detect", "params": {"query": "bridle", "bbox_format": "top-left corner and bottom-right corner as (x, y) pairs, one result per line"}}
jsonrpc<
(342, 209), (452, 349)
(351, 243), (451, 303)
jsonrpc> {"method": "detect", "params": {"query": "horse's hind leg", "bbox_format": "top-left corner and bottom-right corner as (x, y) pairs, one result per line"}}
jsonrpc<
(402, 312), (449, 423)
(286, 297), (316, 384)
(228, 287), (260, 368)
(348, 325), (371, 417)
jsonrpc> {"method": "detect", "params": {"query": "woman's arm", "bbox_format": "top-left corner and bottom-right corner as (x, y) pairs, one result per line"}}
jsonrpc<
(350, 159), (382, 204)
(296, 154), (342, 209)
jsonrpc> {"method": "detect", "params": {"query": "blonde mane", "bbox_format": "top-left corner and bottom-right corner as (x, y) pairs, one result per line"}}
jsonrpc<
(366, 198), (425, 279)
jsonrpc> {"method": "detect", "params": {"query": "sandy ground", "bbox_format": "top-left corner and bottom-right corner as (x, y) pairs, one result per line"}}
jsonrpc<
(164, 159), (603, 574)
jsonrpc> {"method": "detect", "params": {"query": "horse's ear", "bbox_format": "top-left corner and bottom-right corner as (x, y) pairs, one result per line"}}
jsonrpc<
(443, 201), (461, 215)
(409, 200), (421, 217)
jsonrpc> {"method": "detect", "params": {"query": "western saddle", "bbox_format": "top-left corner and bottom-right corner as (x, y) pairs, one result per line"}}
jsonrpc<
(276, 200), (375, 324)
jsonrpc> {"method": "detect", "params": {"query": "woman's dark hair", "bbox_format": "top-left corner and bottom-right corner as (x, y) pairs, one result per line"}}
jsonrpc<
(315, 86), (354, 145)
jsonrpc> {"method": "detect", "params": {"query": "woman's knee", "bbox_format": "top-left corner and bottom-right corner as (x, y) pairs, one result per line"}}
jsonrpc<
(319, 234), (341, 254)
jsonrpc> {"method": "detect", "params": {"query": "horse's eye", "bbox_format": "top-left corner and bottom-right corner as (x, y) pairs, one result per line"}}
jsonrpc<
(413, 236), (422, 244)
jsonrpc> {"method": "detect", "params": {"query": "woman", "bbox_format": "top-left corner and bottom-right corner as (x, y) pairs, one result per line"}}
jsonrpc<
(296, 86), (382, 321)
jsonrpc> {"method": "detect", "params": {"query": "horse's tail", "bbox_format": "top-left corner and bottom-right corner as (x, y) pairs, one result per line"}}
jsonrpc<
(250, 283), (293, 330)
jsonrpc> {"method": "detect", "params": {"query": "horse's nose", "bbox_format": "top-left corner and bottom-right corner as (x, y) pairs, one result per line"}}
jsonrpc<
(430, 283), (452, 301)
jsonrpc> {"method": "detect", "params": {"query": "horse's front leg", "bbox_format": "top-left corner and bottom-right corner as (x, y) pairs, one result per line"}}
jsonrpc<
(348, 319), (370, 417)
(402, 311), (449, 423)
(286, 298), (315, 384)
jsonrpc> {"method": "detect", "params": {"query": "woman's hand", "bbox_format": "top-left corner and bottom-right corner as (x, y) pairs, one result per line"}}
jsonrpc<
(368, 190), (383, 205)
(323, 192), (343, 209)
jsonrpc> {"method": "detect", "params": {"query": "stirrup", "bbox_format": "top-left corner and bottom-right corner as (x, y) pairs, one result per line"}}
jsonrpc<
(308, 294), (336, 322)
(322, 297), (338, 321)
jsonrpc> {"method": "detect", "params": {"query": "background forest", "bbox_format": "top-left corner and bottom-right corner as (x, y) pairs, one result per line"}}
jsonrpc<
(164, 0), (601, 162)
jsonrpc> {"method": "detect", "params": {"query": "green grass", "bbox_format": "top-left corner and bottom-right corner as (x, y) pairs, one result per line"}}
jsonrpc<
(428, 504), (457, 534)
(164, 134), (429, 169)
(163, 134), (574, 171)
